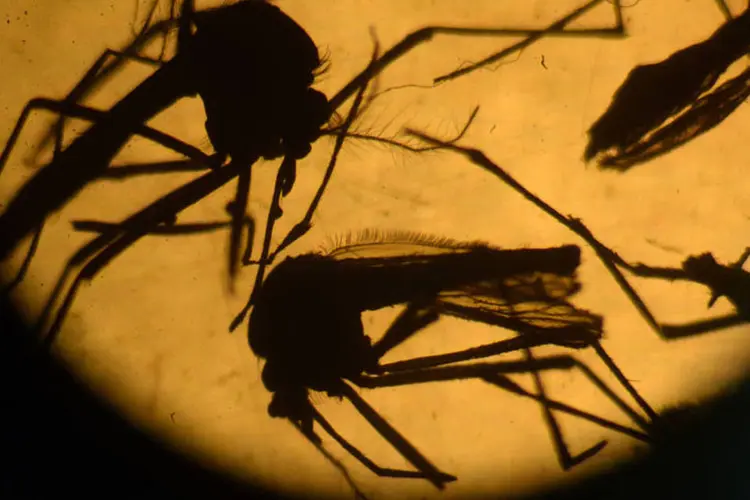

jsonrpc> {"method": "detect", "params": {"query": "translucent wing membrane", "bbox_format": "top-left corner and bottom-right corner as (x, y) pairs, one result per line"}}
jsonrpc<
(439, 290), (603, 348)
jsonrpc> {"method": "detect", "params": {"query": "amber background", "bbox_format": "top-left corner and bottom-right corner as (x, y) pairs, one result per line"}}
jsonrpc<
(1, 1), (750, 499)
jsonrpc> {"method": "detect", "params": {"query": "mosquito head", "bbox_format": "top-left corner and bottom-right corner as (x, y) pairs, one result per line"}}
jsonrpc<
(185, 1), (333, 163)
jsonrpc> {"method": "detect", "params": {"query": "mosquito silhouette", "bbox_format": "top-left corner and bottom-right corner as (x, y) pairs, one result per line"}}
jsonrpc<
(0, 0), (630, 347)
(405, 127), (750, 343)
(584, 0), (750, 170)
(248, 230), (657, 489)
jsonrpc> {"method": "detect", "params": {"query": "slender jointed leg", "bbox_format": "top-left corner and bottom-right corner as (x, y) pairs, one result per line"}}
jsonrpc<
(0, 98), (220, 296)
(335, 381), (457, 490)
(328, 0), (626, 110)
(43, 48), (168, 165)
(370, 333), (653, 434)
(354, 356), (651, 469)
(522, 346), (608, 469)
(290, 411), (372, 500)
(36, 11), (180, 163)
(0, 98), (215, 177)
(227, 167), (252, 290)
(37, 159), (244, 348)
(371, 300), (441, 361)
(308, 403), (452, 490)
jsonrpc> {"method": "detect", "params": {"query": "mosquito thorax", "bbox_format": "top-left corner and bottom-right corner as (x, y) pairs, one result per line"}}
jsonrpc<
(249, 254), (379, 396)
(183, 1), (329, 163)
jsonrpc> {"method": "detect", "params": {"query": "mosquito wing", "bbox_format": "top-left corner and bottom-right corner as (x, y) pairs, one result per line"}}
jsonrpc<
(436, 270), (604, 348)
(585, 7), (750, 168)
(595, 66), (750, 170)
(319, 230), (583, 313)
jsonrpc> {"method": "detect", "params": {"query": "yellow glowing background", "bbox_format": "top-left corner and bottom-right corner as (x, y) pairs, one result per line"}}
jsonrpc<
(1, 1), (749, 499)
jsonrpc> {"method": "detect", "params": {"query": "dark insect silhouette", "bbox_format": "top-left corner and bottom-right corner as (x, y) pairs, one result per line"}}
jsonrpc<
(405, 128), (749, 343)
(0, 0), (630, 346)
(248, 230), (656, 489)
(584, 1), (750, 170)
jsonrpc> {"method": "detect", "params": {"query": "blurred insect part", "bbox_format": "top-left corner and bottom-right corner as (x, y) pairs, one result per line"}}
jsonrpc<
(584, 1), (750, 170)
(404, 129), (750, 343)
(248, 232), (656, 488)
(0, 0), (630, 347)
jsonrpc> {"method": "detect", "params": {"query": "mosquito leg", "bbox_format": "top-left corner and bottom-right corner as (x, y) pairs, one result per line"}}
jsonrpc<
(308, 405), (449, 488)
(481, 373), (650, 442)
(659, 313), (746, 338)
(227, 168), (252, 290)
(39, 6), (179, 160)
(228, 157), (289, 332)
(329, 0), (625, 110)
(102, 158), (222, 179)
(403, 131), (669, 339)
(716, 0), (734, 20)
(432, 0), (624, 84)
(71, 218), (234, 235)
(1, 221), (43, 295)
(371, 300), (441, 361)
(375, 328), (596, 374)
(355, 356), (650, 443)
(335, 381), (457, 490)
(0, 99), (220, 294)
(45, 48), (168, 162)
(42, 0), (186, 155)
(37, 160), (248, 347)
(372, 336), (654, 434)
(522, 346), (608, 469)
(290, 413), (371, 500)
(1, 98), (215, 177)
(566, 356), (653, 432)
(591, 340), (658, 422)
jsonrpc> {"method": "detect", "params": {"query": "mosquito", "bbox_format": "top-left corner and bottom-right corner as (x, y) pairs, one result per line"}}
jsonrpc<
(584, 0), (750, 170)
(248, 230), (656, 489)
(0, 0), (630, 347)
(405, 127), (750, 343)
